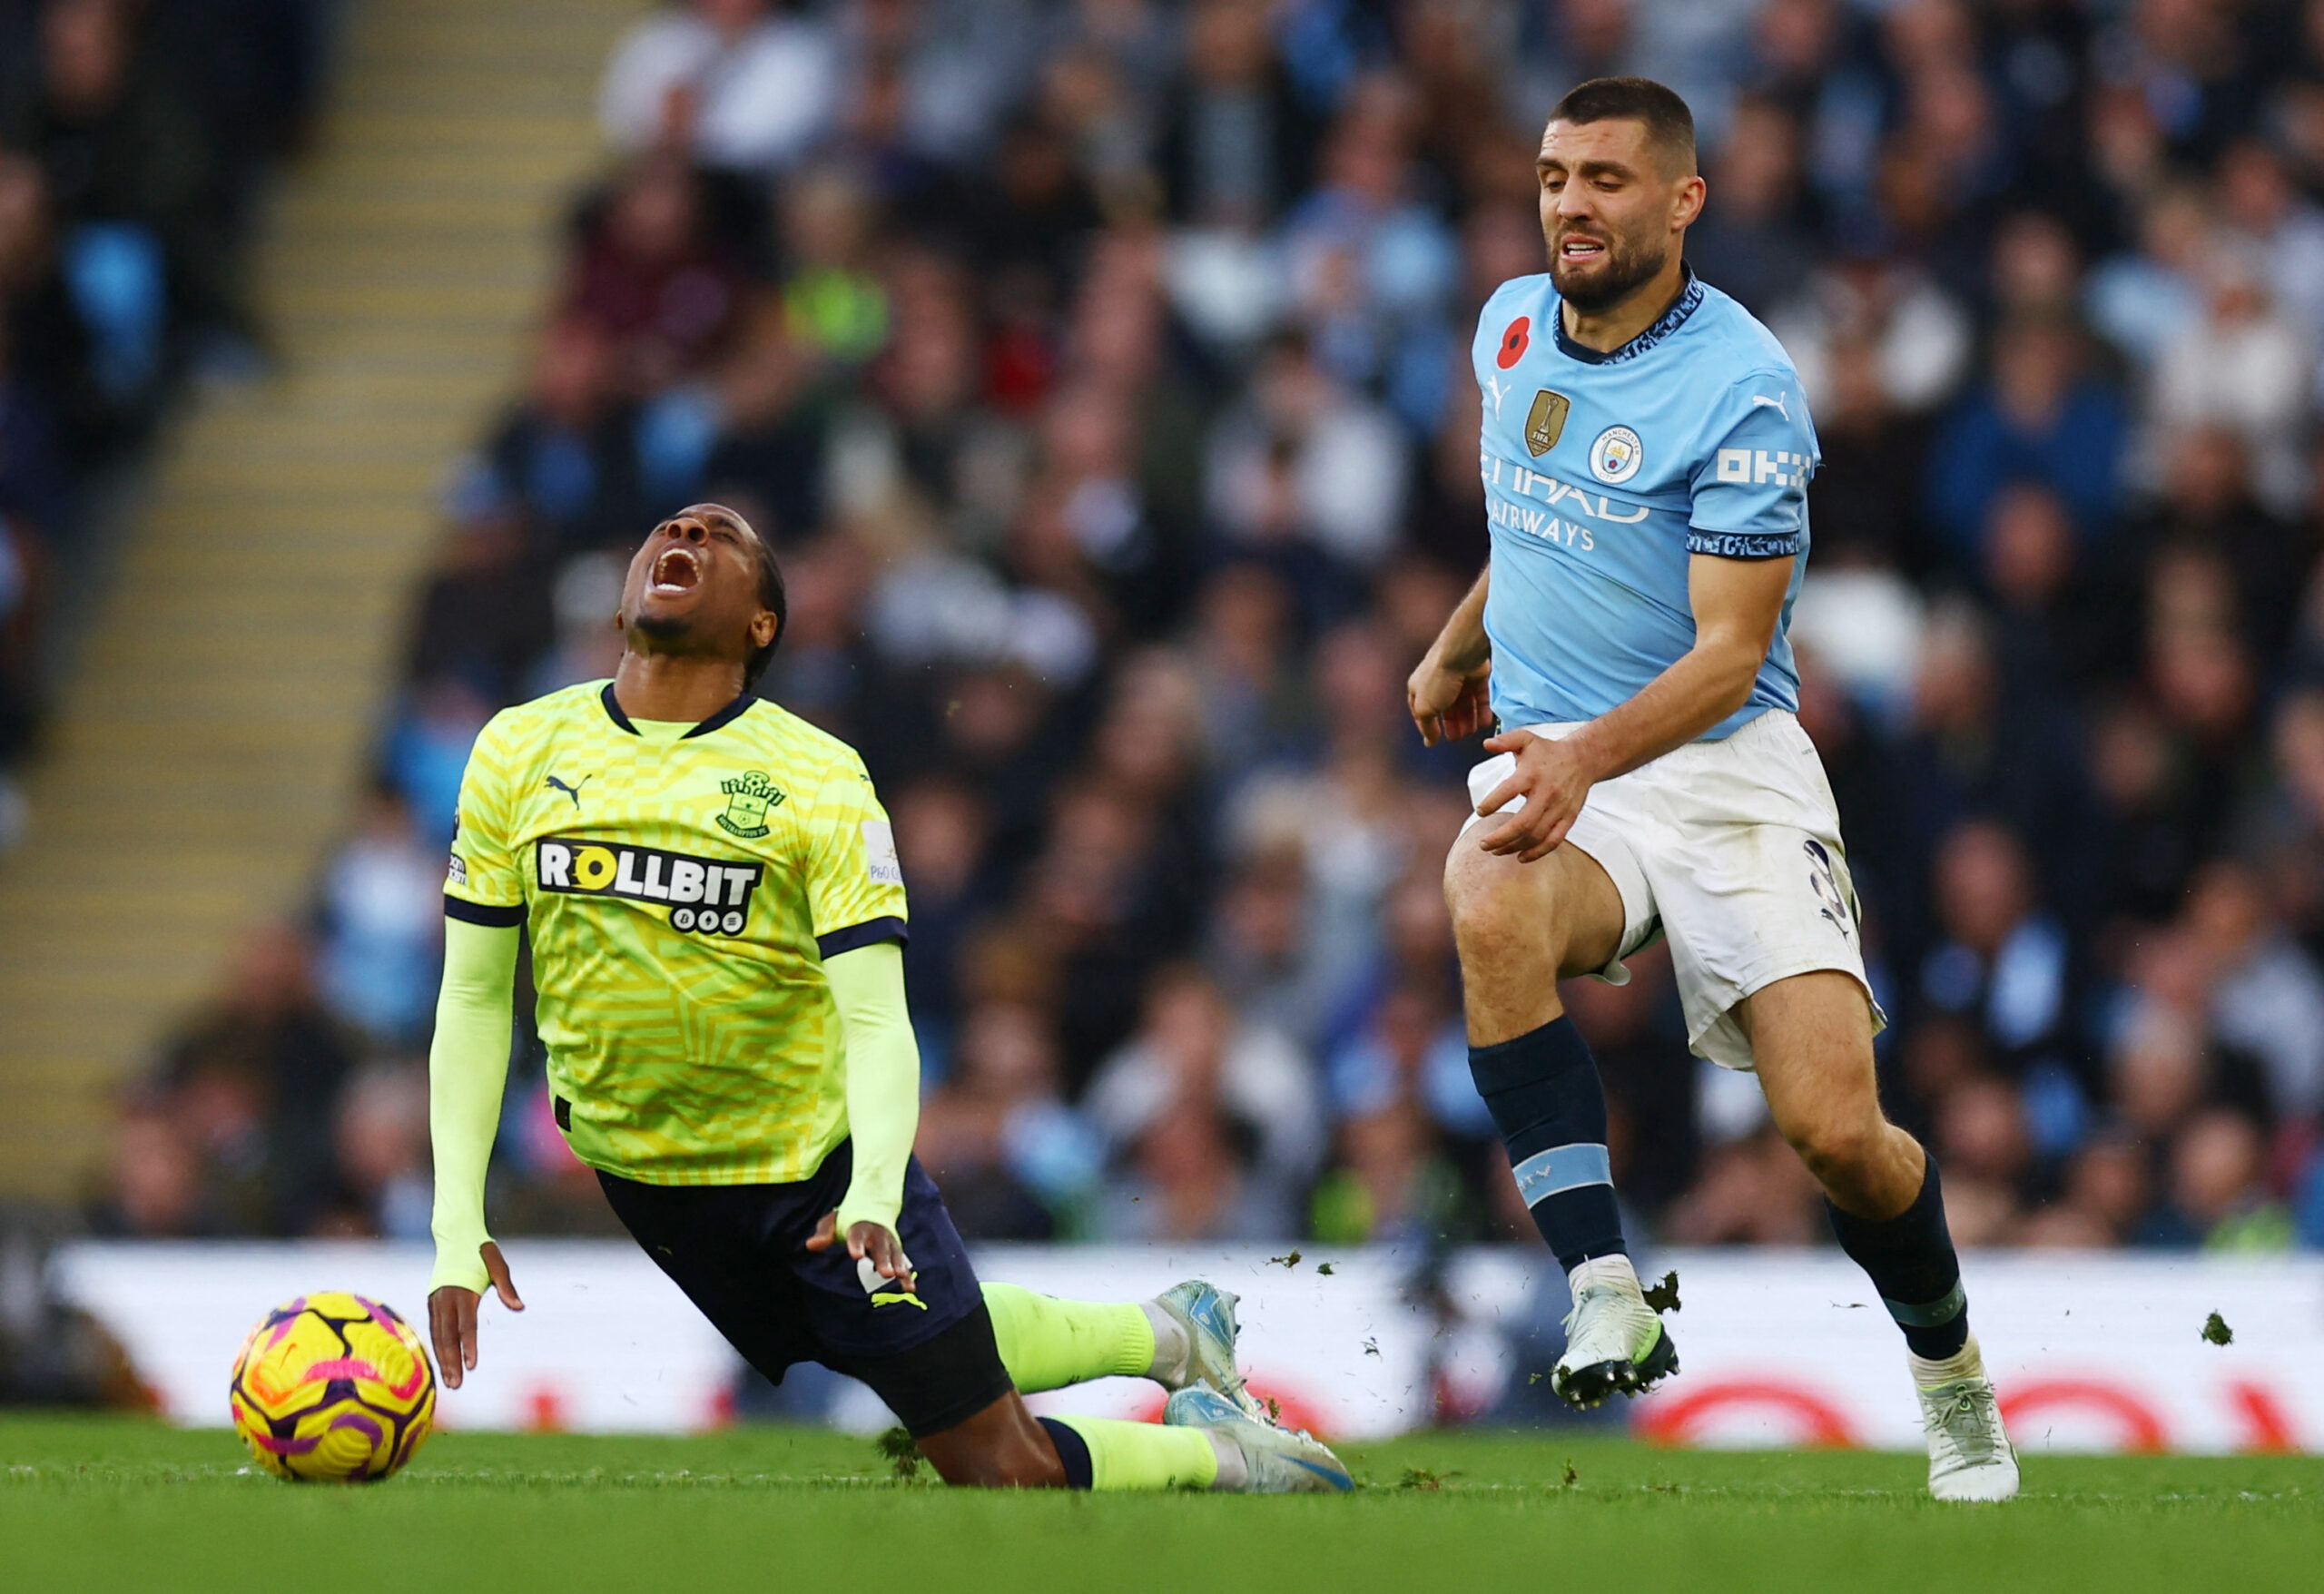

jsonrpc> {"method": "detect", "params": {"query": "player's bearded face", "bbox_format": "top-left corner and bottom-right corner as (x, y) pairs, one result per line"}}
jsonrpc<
(1548, 212), (1668, 312)
(1537, 120), (1683, 314)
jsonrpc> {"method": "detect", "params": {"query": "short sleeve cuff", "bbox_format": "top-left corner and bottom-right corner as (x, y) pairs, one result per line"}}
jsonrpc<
(1686, 529), (1802, 559)
(444, 893), (527, 928)
(816, 917), (910, 959)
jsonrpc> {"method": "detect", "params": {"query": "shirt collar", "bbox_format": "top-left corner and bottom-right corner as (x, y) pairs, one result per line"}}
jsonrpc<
(598, 680), (757, 739)
(1552, 262), (1702, 366)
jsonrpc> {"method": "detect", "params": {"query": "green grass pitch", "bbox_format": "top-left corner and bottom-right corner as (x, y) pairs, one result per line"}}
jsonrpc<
(3, 1416), (2318, 1593)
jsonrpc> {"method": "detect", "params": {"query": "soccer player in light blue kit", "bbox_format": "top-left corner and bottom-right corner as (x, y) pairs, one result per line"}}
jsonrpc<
(1406, 78), (2017, 1501)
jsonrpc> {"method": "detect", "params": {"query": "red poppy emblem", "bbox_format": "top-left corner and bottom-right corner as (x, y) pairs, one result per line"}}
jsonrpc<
(1496, 316), (1531, 369)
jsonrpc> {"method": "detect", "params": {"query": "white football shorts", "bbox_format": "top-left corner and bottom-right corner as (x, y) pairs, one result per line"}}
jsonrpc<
(1461, 708), (1886, 1071)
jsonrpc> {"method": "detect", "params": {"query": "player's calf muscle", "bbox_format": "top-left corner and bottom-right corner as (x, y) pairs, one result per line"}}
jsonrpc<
(919, 1392), (1068, 1488)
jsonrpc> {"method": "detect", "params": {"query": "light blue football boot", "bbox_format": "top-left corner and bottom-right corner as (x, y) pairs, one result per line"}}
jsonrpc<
(1149, 1280), (1266, 1421)
(1164, 1384), (1354, 1494)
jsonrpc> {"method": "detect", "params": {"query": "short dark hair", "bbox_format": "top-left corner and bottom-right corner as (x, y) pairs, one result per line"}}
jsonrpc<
(1548, 76), (1697, 176)
(743, 526), (787, 690)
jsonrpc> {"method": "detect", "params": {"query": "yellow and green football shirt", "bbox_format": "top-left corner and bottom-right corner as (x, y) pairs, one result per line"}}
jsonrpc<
(444, 681), (908, 1186)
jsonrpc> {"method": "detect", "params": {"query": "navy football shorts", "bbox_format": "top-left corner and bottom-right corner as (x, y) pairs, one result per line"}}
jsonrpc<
(596, 1141), (1013, 1437)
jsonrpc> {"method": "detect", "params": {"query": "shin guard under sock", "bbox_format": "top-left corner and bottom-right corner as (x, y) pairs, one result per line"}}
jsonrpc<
(1826, 1155), (1971, 1359)
(983, 1283), (1154, 1394)
(1469, 1017), (1627, 1271)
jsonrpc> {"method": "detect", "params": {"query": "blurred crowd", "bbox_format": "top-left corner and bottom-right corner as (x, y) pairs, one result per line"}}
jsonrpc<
(0, 0), (330, 847)
(94, 0), (2324, 1264)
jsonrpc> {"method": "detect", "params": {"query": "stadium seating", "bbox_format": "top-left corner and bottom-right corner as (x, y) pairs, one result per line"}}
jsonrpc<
(0, 0), (645, 1204)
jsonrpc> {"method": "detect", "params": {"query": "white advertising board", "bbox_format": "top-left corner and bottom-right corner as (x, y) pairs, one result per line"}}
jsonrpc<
(1443, 1251), (2324, 1457)
(48, 1241), (741, 1434)
(48, 1243), (2324, 1454)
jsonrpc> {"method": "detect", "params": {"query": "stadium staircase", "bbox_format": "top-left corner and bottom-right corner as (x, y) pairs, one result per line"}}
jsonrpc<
(0, 0), (644, 1205)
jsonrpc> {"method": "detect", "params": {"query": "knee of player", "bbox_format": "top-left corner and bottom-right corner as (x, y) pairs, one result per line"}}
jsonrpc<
(1441, 844), (1478, 911)
(1443, 854), (1525, 942)
(1782, 1111), (1886, 1183)
(1446, 874), (1584, 979)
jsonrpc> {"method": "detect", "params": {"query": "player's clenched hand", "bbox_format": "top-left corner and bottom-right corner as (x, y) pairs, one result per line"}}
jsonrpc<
(428, 1241), (524, 1390)
(1473, 728), (1599, 863)
(805, 1211), (917, 1294)
(1407, 654), (1492, 747)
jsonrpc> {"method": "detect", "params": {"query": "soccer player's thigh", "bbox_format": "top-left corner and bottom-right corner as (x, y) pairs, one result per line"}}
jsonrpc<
(793, 1159), (1025, 1439)
(1443, 832), (1626, 1043)
(817, 1162), (1065, 1485)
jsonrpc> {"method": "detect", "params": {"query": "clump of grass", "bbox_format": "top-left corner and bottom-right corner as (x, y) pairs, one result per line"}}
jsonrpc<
(874, 1426), (921, 1481)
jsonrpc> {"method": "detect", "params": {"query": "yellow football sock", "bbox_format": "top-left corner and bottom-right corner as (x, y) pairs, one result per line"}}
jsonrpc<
(983, 1283), (1155, 1393)
(1048, 1415), (1218, 1491)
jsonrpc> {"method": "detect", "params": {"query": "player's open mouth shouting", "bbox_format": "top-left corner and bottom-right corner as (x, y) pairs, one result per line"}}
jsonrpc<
(626, 506), (763, 646)
(648, 544), (702, 597)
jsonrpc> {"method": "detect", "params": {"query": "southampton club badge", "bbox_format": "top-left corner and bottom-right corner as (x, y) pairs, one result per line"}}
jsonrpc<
(715, 770), (784, 838)
(1590, 425), (1643, 484)
(1524, 389), (1571, 457)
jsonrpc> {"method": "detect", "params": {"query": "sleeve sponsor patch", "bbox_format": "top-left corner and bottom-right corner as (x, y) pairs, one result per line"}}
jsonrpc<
(862, 820), (902, 887)
(1713, 447), (1807, 488)
(446, 853), (469, 887)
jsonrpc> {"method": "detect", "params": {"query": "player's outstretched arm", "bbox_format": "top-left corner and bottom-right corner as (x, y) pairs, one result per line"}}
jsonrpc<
(1475, 553), (1793, 862)
(809, 939), (921, 1289)
(426, 916), (526, 1386)
(1408, 564), (1494, 746)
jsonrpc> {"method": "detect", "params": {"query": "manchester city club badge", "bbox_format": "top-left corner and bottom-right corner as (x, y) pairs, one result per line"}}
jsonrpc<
(1589, 425), (1643, 484)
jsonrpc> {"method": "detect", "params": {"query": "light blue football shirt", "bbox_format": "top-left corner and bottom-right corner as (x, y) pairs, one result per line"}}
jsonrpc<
(1472, 265), (1814, 740)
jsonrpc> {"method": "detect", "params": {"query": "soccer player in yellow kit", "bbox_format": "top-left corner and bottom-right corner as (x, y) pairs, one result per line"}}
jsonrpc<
(425, 503), (1349, 1491)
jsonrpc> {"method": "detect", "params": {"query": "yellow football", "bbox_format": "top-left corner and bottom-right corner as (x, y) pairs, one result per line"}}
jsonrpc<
(228, 1292), (436, 1482)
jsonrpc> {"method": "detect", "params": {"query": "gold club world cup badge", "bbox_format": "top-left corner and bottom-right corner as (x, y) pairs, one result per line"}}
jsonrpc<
(715, 770), (784, 838)
(1524, 389), (1571, 457)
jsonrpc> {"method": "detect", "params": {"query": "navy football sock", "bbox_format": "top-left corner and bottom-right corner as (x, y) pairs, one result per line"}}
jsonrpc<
(1036, 1416), (1094, 1490)
(1826, 1155), (1971, 1360)
(1469, 1017), (1627, 1272)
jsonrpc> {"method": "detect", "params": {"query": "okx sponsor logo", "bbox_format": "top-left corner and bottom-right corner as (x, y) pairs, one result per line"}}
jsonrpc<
(536, 838), (764, 936)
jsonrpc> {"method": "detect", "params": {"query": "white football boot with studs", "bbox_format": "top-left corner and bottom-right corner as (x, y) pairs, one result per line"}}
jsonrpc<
(1912, 1336), (2019, 1502)
(1551, 1255), (1679, 1411)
